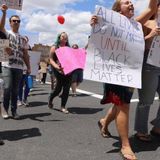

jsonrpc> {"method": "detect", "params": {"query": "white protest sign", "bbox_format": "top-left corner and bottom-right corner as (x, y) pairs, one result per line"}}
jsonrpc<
(147, 36), (160, 68)
(147, 14), (160, 68)
(0, 0), (23, 10)
(0, 39), (9, 62)
(28, 51), (41, 75)
(84, 6), (145, 88)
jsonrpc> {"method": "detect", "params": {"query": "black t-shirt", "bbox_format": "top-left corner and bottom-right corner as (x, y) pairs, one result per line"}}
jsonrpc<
(0, 31), (7, 73)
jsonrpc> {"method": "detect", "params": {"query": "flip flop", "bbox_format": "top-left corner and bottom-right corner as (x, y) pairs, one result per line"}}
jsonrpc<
(97, 121), (111, 138)
(134, 133), (152, 142)
(120, 150), (138, 160)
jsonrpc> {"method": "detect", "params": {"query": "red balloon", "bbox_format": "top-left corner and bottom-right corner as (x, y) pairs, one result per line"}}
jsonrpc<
(57, 15), (65, 24)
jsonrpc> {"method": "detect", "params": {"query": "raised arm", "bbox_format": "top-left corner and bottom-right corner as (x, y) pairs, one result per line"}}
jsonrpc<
(0, 4), (8, 32)
(135, 0), (158, 25)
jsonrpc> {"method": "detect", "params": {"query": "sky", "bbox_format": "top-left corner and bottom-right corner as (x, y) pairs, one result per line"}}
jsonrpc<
(2, 0), (148, 47)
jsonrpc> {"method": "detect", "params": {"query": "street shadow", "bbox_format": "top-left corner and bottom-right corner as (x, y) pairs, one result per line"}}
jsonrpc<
(18, 112), (52, 122)
(29, 92), (49, 96)
(69, 93), (90, 97)
(29, 101), (48, 107)
(0, 128), (41, 141)
(107, 135), (160, 153)
(68, 107), (103, 114)
(106, 148), (120, 154)
(130, 135), (160, 153)
(105, 136), (121, 154)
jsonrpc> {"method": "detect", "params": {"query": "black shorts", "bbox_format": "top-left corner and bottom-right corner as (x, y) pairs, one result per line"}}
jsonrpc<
(72, 69), (83, 83)
(104, 83), (134, 104)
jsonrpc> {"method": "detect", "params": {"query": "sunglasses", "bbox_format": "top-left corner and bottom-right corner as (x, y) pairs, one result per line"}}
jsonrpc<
(11, 20), (21, 23)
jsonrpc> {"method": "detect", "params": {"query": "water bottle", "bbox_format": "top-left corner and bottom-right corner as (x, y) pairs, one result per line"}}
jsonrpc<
(27, 75), (33, 89)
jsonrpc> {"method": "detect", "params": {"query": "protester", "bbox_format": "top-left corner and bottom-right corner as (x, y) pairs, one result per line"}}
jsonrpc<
(91, 0), (157, 159)
(71, 44), (83, 97)
(39, 60), (48, 84)
(0, 4), (31, 119)
(48, 32), (72, 114)
(134, 2), (160, 142)
(17, 36), (32, 107)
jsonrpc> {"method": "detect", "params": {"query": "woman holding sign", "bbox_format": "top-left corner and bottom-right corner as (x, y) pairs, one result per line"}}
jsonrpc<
(90, 0), (157, 160)
(134, 2), (160, 142)
(48, 32), (72, 114)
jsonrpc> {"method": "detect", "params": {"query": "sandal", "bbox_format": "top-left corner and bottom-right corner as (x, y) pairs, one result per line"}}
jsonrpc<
(97, 121), (111, 138)
(135, 133), (152, 142)
(120, 150), (137, 160)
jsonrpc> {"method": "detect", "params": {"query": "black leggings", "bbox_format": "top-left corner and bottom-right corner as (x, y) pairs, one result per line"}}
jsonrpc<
(41, 73), (47, 83)
(48, 70), (72, 107)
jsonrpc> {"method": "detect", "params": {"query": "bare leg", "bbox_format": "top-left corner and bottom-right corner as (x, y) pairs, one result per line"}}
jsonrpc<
(115, 104), (130, 147)
(71, 82), (77, 94)
(115, 103), (136, 159)
(100, 105), (117, 133)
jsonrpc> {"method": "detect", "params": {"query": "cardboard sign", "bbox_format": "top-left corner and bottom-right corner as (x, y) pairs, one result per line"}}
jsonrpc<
(28, 51), (41, 75)
(84, 5), (145, 88)
(147, 14), (160, 68)
(0, 0), (23, 10)
(55, 47), (86, 75)
(147, 36), (160, 68)
(0, 39), (9, 62)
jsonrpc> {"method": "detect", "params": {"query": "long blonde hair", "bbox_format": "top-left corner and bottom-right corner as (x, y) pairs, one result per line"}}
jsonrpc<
(112, 0), (121, 12)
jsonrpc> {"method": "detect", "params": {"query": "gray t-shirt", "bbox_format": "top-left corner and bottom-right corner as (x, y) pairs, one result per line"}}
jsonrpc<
(2, 30), (27, 70)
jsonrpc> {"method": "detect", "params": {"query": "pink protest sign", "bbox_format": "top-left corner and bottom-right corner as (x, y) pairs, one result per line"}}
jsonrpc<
(55, 46), (86, 75)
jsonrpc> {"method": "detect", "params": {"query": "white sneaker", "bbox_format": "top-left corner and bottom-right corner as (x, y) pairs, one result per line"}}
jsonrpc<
(23, 100), (29, 106)
(1, 106), (9, 119)
(61, 108), (69, 114)
(17, 100), (23, 106)
(30, 88), (33, 92)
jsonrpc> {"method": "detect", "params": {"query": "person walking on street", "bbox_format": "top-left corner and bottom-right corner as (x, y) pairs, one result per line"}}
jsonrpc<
(39, 60), (48, 84)
(0, 4), (31, 119)
(48, 32), (72, 114)
(134, 2), (160, 142)
(91, 0), (157, 159)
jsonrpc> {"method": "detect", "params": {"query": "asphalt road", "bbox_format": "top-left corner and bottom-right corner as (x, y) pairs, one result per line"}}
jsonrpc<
(0, 79), (160, 160)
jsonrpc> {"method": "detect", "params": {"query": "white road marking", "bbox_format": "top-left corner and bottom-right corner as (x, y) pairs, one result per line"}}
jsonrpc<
(76, 89), (159, 103)
(41, 80), (159, 103)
